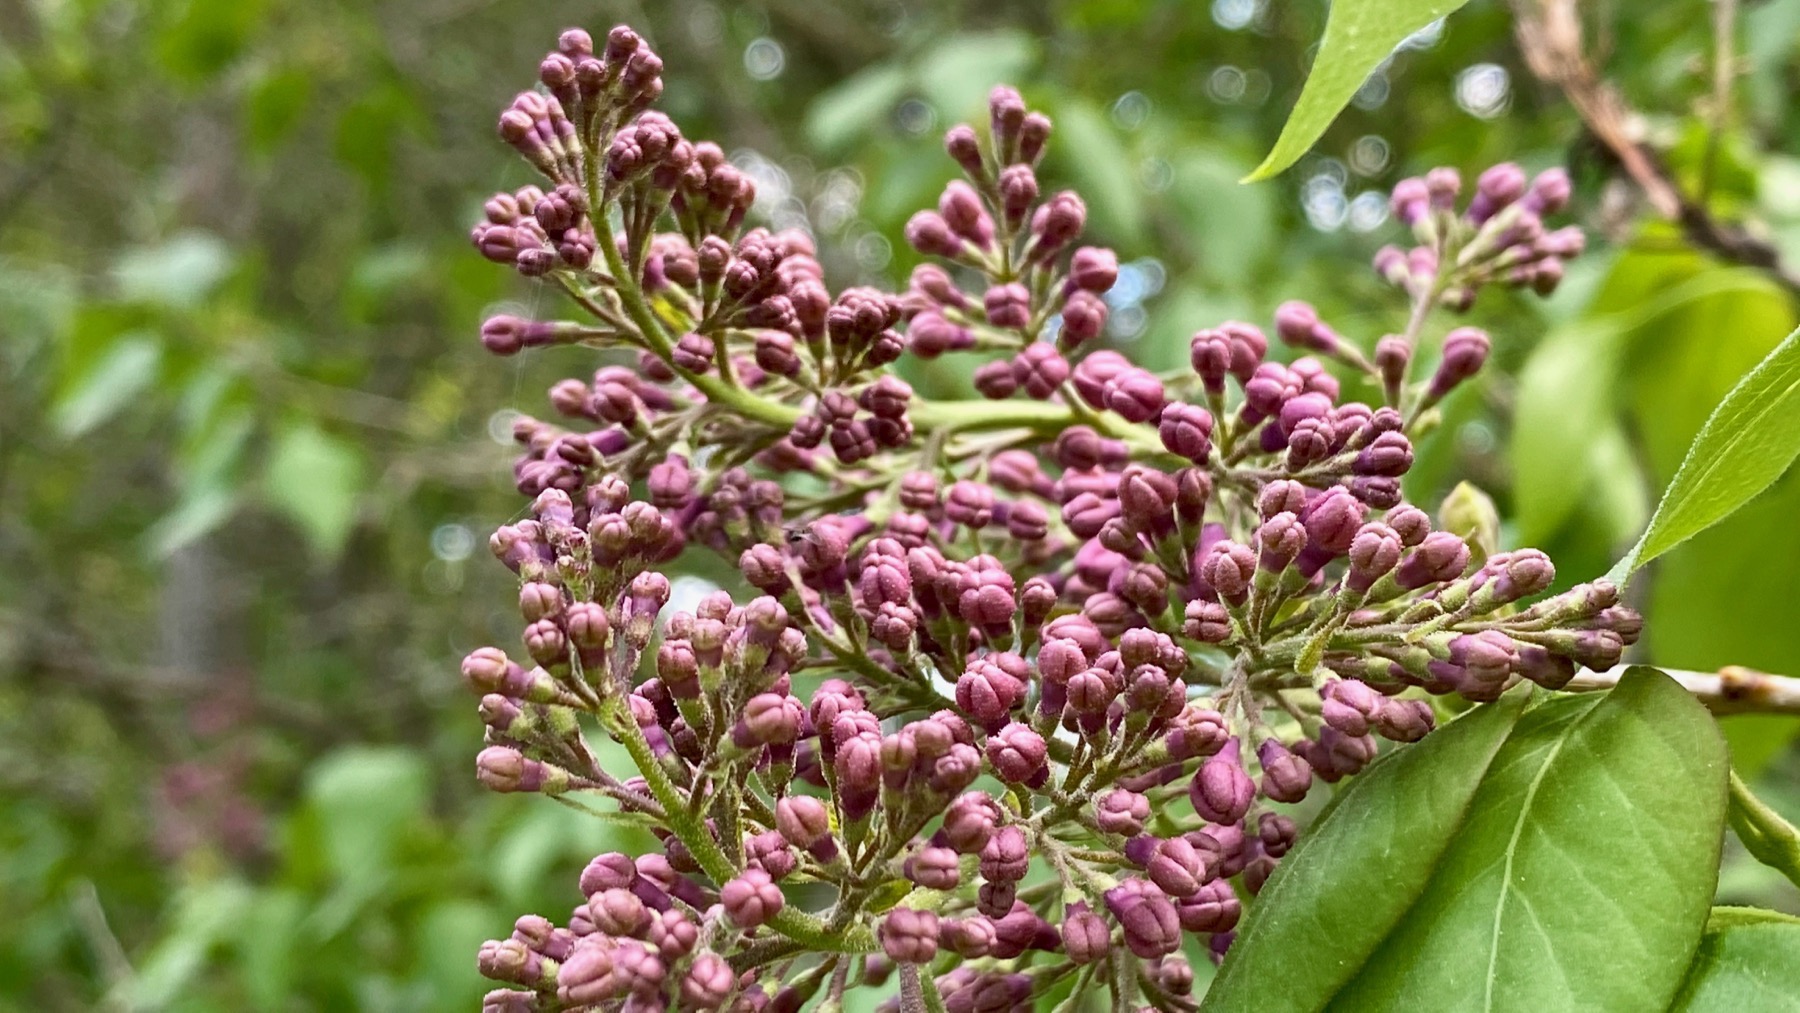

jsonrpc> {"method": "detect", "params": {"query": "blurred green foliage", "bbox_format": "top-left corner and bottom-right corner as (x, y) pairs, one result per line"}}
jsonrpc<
(4, 0), (1800, 1007)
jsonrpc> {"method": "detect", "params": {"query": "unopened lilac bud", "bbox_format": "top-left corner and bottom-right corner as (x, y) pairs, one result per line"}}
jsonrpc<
(1146, 836), (1211, 898)
(1255, 811), (1299, 860)
(1106, 881), (1182, 959)
(1177, 878), (1241, 934)
(1200, 541), (1256, 605)
(943, 792), (1000, 853)
(1321, 679), (1384, 737)
(1033, 190), (1087, 250)
(905, 211), (963, 258)
(1190, 748), (1254, 825)
(984, 283), (1032, 331)
(484, 988), (537, 1013)
(1429, 327), (1490, 400)
(1304, 488), (1367, 555)
(1256, 511), (1306, 573)
(1006, 499), (1048, 541)
(588, 887), (649, 937)
(1257, 738), (1313, 804)
(1183, 599), (1231, 644)
(720, 869), (784, 929)
(1524, 167), (1572, 215)
(776, 795), (832, 852)
(1390, 176), (1430, 226)
(986, 723), (1048, 785)
(907, 846), (961, 890)
(945, 123), (987, 179)
(835, 731), (883, 820)
(1395, 531), (1471, 589)
(979, 826), (1030, 883)
(1104, 367), (1166, 423)
(945, 480), (995, 528)
(580, 852), (639, 896)
(1159, 402), (1214, 463)
(1095, 788), (1151, 836)
(1019, 111), (1053, 163)
(1274, 300), (1338, 352)
(1373, 697), (1436, 741)
(881, 909), (941, 964)
(1010, 343), (1070, 399)
(1355, 431), (1415, 477)
(1062, 903), (1111, 964)
(1387, 504), (1432, 546)
(554, 939), (614, 1004)
(680, 952), (734, 1011)
(974, 359), (1019, 399)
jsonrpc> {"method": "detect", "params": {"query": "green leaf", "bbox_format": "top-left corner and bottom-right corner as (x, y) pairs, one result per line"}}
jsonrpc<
(1202, 691), (1526, 1011)
(1209, 671), (1729, 1012)
(1612, 323), (1800, 581)
(1245, 0), (1471, 182)
(1437, 481), (1500, 563)
(111, 878), (252, 1009)
(50, 330), (162, 439)
(805, 64), (908, 153)
(112, 231), (233, 309)
(1048, 100), (1145, 246)
(1330, 669), (1727, 1011)
(264, 423), (367, 559)
(913, 31), (1037, 119)
(1706, 906), (1800, 931)
(1671, 921), (1800, 1010)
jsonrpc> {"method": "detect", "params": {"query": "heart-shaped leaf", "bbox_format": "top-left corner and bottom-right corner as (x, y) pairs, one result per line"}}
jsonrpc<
(1201, 690), (1526, 1010)
(1208, 669), (1728, 1012)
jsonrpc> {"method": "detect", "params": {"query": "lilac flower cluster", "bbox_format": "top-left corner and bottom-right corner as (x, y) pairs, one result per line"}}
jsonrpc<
(464, 26), (1639, 1011)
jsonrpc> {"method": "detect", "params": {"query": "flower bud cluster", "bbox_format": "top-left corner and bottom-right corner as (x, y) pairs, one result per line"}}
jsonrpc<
(459, 27), (1638, 1011)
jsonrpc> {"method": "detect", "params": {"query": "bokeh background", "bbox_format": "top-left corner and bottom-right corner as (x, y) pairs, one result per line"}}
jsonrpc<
(5, 0), (1800, 1008)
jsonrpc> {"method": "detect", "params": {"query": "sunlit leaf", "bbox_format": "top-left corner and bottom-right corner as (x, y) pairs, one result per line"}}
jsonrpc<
(1246, 0), (1470, 182)
(51, 331), (162, 439)
(264, 423), (367, 559)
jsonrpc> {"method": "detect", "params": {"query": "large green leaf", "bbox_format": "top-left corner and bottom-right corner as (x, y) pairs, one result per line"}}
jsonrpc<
(1208, 670), (1728, 1012)
(51, 331), (163, 439)
(1332, 669), (1727, 1010)
(264, 423), (367, 560)
(1245, 0), (1472, 182)
(1201, 692), (1526, 1011)
(1671, 920), (1800, 1010)
(1611, 323), (1800, 581)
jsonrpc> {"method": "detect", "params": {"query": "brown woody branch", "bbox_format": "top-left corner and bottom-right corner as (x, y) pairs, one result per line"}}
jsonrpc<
(1509, 0), (1800, 293)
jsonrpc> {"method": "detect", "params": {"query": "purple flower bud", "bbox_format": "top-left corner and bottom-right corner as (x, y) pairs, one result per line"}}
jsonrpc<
(1146, 835), (1211, 898)
(1387, 504), (1432, 546)
(881, 908), (941, 963)
(944, 123), (986, 179)
(1006, 499), (1049, 541)
(1256, 511), (1306, 573)
(1183, 599), (1232, 644)
(1303, 487), (1367, 555)
(1373, 697), (1436, 741)
(1068, 246), (1119, 293)
(1355, 431), (1415, 477)
(1257, 738), (1314, 804)
(1062, 902), (1111, 964)
(680, 952), (734, 1011)
(907, 845), (962, 890)
(1104, 367), (1167, 423)
(580, 852), (638, 896)
(940, 181), (995, 247)
(1158, 402), (1214, 463)
(554, 939), (615, 1004)
(587, 887), (649, 937)
(1176, 878), (1241, 934)
(943, 792), (1001, 854)
(1395, 531), (1471, 589)
(945, 480), (996, 528)
(776, 795), (832, 852)
(984, 283), (1032, 330)
(1095, 788), (1151, 835)
(956, 657), (1027, 731)
(1390, 176), (1431, 226)
(908, 310), (975, 358)
(905, 210), (963, 257)
(1106, 880), (1182, 959)
(1429, 327), (1490, 400)
(1190, 747), (1254, 825)
(835, 731), (883, 820)
(720, 868), (784, 929)
(1200, 541), (1256, 606)
(1274, 300), (1339, 353)
(974, 359), (1019, 399)
(1524, 167), (1572, 215)
(1033, 190), (1087, 251)
(986, 723), (1049, 785)
(979, 825), (1030, 883)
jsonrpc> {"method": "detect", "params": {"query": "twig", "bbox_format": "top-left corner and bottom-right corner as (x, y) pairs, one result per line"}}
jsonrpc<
(1509, 0), (1800, 293)
(1564, 664), (1800, 715)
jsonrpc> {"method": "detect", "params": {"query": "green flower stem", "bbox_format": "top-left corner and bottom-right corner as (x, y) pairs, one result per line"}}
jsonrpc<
(1727, 769), (1800, 889)
(603, 696), (876, 953)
